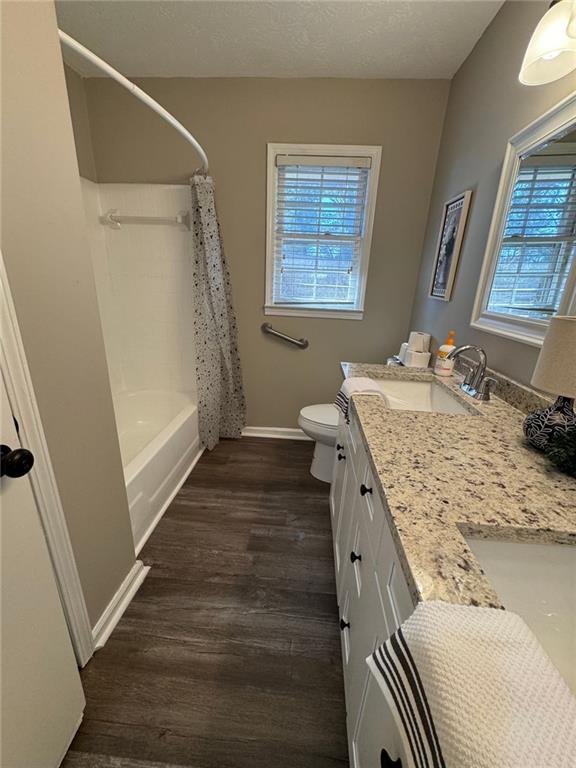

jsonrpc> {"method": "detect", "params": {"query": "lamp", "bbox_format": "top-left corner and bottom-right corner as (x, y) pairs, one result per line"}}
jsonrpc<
(519, 0), (576, 86)
(523, 315), (576, 449)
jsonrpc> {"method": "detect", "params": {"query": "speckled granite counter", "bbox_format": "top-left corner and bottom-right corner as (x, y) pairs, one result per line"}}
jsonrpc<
(341, 362), (576, 609)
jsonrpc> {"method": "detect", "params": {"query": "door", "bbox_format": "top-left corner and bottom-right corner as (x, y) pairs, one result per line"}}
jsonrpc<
(1, 373), (85, 768)
(334, 441), (367, 600)
(334, 461), (359, 598)
(329, 422), (347, 532)
(351, 673), (406, 768)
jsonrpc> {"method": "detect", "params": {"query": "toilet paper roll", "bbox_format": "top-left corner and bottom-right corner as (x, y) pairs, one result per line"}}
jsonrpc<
(403, 350), (431, 368)
(407, 332), (431, 353)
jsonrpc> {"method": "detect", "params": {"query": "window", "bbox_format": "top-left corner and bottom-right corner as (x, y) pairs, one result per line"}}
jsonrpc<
(486, 163), (576, 321)
(472, 94), (576, 346)
(265, 144), (381, 319)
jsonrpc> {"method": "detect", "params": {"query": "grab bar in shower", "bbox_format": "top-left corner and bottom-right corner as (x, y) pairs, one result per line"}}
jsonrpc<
(261, 323), (309, 349)
(100, 209), (191, 230)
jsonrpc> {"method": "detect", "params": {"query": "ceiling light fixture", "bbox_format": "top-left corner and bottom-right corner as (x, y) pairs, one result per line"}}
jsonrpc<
(519, 0), (576, 85)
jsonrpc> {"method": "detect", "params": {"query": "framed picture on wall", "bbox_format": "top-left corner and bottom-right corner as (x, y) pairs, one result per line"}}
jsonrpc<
(429, 190), (472, 301)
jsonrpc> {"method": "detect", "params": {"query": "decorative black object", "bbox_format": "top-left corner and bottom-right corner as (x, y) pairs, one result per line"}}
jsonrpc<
(360, 483), (373, 496)
(526, 316), (576, 450)
(544, 428), (576, 478)
(350, 551), (362, 563)
(523, 396), (576, 451)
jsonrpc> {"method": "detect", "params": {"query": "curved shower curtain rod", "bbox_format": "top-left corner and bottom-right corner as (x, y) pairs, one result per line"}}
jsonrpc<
(58, 29), (210, 173)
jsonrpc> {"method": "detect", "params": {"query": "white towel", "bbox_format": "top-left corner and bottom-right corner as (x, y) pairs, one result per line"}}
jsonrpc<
(367, 601), (576, 768)
(334, 377), (387, 421)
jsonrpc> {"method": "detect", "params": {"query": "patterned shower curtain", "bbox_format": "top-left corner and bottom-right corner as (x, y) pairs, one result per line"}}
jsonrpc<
(190, 173), (246, 450)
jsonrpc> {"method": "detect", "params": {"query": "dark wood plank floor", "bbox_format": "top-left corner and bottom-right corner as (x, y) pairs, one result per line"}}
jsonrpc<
(62, 438), (348, 768)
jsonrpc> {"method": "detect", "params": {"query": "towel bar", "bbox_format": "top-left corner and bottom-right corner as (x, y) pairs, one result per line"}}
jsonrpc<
(100, 209), (191, 230)
(261, 323), (309, 349)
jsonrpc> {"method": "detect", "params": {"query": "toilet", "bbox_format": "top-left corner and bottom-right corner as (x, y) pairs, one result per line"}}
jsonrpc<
(298, 403), (340, 483)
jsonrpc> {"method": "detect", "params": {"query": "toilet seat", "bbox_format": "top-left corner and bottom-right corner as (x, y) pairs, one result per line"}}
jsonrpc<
(298, 403), (339, 446)
(299, 404), (339, 430)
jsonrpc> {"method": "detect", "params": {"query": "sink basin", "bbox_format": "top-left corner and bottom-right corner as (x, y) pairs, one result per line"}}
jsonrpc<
(466, 537), (576, 694)
(371, 379), (473, 416)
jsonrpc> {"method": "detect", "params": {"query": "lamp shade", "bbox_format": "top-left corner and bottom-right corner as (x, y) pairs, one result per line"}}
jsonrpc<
(531, 315), (576, 397)
(519, 0), (576, 86)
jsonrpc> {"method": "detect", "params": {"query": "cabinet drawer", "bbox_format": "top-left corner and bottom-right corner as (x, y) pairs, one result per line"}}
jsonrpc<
(358, 463), (384, 562)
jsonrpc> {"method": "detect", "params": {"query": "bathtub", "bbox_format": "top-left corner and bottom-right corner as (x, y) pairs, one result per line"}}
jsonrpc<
(113, 390), (201, 554)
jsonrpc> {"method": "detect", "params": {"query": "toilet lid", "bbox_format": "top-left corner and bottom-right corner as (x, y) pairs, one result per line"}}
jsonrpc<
(300, 403), (339, 428)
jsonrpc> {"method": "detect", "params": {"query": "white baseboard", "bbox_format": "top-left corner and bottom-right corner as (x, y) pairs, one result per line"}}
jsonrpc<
(134, 444), (205, 556)
(242, 426), (311, 440)
(92, 560), (150, 650)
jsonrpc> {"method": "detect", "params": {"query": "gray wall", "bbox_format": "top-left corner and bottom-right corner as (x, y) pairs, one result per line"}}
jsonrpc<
(410, 1), (576, 385)
(1, 1), (136, 626)
(67, 76), (450, 426)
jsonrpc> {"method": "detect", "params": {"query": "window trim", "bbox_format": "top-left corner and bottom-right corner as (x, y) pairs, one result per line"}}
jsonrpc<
(265, 143), (382, 320)
(471, 91), (576, 347)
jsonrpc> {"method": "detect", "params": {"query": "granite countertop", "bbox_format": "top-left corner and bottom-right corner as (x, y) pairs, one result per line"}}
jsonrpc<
(341, 362), (576, 608)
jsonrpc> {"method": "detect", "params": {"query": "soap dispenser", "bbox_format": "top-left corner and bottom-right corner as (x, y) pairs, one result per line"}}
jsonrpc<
(434, 331), (456, 377)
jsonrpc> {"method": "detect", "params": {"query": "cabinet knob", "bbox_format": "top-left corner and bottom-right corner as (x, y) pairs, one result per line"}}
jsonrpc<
(336, 443), (344, 451)
(350, 551), (362, 564)
(339, 618), (350, 631)
(360, 483), (372, 496)
(337, 453), (346, 461)
(380, 749), (402, 767)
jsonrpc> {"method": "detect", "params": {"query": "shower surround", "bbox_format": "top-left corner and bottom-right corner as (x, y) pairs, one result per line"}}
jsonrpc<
(82, 180), (201, 552)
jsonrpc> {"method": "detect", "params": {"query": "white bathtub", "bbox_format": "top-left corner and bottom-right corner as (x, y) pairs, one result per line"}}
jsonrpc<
(113, 390), (201, 554)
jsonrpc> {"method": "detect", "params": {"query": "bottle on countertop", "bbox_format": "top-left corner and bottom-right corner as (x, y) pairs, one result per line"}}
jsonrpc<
(434, 330), (456, 377)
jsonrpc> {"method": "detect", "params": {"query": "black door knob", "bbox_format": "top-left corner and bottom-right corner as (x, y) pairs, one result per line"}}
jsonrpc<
(337, 453), (346, 461)
(339, 618), (350, 631)
(336, 443), (344, 451)
(0, 444), (34, 478)
(360, 483), (373, 496)
(350, 551), (362, 564)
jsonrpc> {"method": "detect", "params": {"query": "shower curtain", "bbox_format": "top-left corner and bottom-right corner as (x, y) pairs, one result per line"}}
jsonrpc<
(190, 173), (246, 450)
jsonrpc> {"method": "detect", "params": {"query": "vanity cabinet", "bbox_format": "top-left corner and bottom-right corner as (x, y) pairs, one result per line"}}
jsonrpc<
(330, 413), (414, 768)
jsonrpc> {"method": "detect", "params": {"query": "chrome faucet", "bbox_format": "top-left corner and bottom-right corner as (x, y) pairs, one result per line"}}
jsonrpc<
(447, 345), (496, 401)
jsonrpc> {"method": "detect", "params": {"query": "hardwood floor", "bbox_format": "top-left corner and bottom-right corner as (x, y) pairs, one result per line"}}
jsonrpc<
(62, 438), (348, 768)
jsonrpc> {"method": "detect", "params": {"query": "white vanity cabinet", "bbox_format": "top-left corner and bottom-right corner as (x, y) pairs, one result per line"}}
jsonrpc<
(330, 413), (415, 768)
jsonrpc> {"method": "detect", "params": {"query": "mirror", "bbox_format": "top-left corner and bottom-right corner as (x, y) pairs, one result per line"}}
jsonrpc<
(472, 94), (576, 346)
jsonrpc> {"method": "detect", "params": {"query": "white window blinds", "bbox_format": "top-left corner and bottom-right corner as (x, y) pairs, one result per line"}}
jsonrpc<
(271, 156), (371, 309)
(487, 163), (576, 321)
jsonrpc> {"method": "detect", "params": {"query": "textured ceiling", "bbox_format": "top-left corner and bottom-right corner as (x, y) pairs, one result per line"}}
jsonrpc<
(57, 0), (504, 80)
